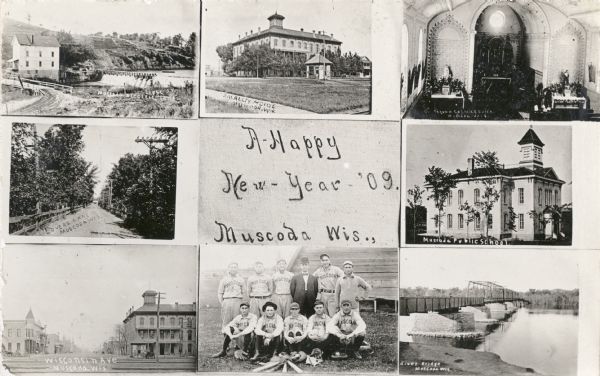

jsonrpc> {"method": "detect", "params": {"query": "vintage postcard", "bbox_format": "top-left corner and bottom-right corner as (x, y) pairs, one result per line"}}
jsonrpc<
(197, 245), (398, 373)
(1, 0), (199, 118)
(1, 244), (198, 372)
(6, 121), (179, 240)
(401, 0), (600, 121)
(201, 0), (373, 116)
(402, 122), (572, 246)
(400, 248), (581, 376)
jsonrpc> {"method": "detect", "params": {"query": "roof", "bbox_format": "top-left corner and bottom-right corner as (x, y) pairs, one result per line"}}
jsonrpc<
(268, 12), (285, 20)
(447, 166), (563, 183)
(13, 34), (60, 47)
(305, 54), (333, 65)
(124, 303), (196, 322)
(234, 28), (342, 45)
(361, 56), (371, 63)
(26, 308), (35, 320)
(518, 128), (545, 147)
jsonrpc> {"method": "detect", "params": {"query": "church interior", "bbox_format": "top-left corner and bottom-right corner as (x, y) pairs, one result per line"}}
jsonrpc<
(401, 0), (600, 121)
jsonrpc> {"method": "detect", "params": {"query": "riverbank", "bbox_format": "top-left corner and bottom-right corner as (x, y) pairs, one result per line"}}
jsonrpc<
(399, 342), (542, 375)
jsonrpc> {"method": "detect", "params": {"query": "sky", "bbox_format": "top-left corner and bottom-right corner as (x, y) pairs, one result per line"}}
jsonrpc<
(203, 0), (372, 69)
(400, 249), (580, 292)
(34, 124), (155, 198)
(2, 0), (199, 36)
(1, 245), (197, 352)
(199, 245), (298, 271)
(405, 124), (573, 203)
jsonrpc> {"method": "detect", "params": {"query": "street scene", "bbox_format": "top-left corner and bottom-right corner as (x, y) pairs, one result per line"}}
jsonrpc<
(9, 123), (178, 239)
(404, 123), (572, 245)
(203, 0), (372, 115)
(1, 0), (198, 118)
(198, 246), (398, 373)
(400, 249), (580, 376)
(1, 244), (198, 372)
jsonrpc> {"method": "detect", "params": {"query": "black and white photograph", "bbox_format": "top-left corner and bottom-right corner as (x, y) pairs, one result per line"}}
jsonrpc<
(201, 0), (373, 115)
(400, 249), (580, 376)
(1, 244), (198, 373)
(7, 122), (178, 239)
(1, 0), (198, 118)
(198, 246), (398, 373)
(401, 0), (600, 121)
(403, 122), (572, 246)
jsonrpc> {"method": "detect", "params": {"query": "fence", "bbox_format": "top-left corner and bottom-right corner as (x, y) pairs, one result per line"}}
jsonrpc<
(9, 207), (77, 235)
(3, 73), (73, 93)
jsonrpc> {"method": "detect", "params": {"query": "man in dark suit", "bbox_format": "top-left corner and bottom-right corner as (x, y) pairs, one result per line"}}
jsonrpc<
(290, 257), (319, 318)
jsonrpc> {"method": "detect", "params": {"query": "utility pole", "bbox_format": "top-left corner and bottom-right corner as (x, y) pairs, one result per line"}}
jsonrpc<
(156, 292), (165, 363)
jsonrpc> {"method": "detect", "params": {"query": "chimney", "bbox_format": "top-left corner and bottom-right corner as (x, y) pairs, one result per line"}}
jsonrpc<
(245, 31), (248, 36)
(301, 28), (304, 32)
(318, 31), (321, 35)
(31, 34), (34, 44)
(250, 29), (253, 34)
(258, 27), (261, 32)
(467, 157), (474, 176)
(238, 34), (241, 39)
(331, 33), (334, 38)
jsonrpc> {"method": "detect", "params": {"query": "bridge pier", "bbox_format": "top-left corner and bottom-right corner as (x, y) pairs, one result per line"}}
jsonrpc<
(486, 303), (514, 320)
(407, 312), (484, 348)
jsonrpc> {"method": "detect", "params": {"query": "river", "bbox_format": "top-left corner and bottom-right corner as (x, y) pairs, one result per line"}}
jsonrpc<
(400, 308), (578, 376)
(78, 69), (197, 88)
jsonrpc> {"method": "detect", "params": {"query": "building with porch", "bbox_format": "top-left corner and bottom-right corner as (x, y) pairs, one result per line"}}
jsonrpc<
(423, 127), (566, 241)
(122, 290), (197, 358)
(304, 54), (332, 79)
(231, 12), (342, 77)
(2, 309), (47, 355)
(9, 34), (60, 80)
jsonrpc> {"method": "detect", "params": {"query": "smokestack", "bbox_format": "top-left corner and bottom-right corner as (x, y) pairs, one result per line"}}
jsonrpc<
(467, 158), (474, 176)
(245, 31), (248, 36)
(331, 33), (334, 38)
(31, 34), (34, 44)
(238, 34), (241, 39)
(258, 27), (261, 32)
(250, 29), (253, 34)
(301, 28), (304, 32)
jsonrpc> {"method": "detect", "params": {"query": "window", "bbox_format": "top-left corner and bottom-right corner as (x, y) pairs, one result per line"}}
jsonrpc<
(274, 39), (278, 46)
(522, 146), (530, 159)
(140, 317), (145, 325)
(448, 191), (453, 206)
(475, 215), (481, 229)
(303, 42), (307, 49)
(488, 215), (493, 229)
(474, 189), (480, 203)
(282, 39), (286, 47)
(519, 188), (524, 204)
(534, 147), (541, 160)
(160, 317), (165, 326)
(179, 317), (183, 326)
(26, 61), (29, 67)
(51, 61), (54, 67)
(538, 213), (544, 231)
(170, 317), (175, 326)
(458, 190), (463, 206)
(140, 331), (145, 339)
(310, 43), (314, 52)
(519, 214), (524, 230)
(447, 214), (453, 229)
(290, 40), (294, 48)
(39, 51), (42, 57)
(187, 318), (193, 328)
(51, 51), (55, 57)
(150, 330), (155, 338)
(26, 51), (29, 57)
(7, 343), (11, 351)
(150, 317), (155, 326)
(187, 330), (192, 340)
(7, 329), (11, 337)
(555, 190), (559, 205)
(504, 213), (508, 230)
(17, 329), (21, 337)
(458, 214), (464, 229)
(17, 343), (20, 351)
(160, 331), (165, 339)
(188, 344), (192, 354)
(538, 188), (542, 205)
(170, 331), (175, 339)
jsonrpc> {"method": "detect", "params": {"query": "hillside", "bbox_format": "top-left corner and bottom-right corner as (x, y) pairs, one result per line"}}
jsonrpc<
(2, 17), (195, 70)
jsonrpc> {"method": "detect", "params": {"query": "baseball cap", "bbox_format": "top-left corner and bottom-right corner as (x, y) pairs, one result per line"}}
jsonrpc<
(340, 299), (352, 306)
(300, 257), (310, 264)
(240, 302), (249, 308)
(290, 302), (300, 310)
(343, 261), (353, 266)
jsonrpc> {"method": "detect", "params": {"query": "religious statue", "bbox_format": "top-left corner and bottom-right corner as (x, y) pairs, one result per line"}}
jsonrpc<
(442, 65), (453, 80)
(560, 69), (570, 86)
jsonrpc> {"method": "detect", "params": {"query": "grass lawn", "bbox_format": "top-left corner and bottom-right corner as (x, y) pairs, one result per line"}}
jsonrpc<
(2, 84), (36, 102)
(206, 77), (371, 114)
(198, 308), (397, 373)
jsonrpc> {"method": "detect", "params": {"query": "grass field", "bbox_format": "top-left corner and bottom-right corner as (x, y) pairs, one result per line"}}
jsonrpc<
(206, 77), (371, 114)
(2, 85), (36, 102)
(198, 308), (397, 373)
(205, 96), (254, 114)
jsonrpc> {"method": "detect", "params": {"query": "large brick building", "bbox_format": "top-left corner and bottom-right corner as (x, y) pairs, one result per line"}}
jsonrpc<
(10, 34), (60, 80)
(231, 12), (342, 77)
(423, 127), (565, 241)
(122, 290), (197, 358)
(2, 309), (47, 355)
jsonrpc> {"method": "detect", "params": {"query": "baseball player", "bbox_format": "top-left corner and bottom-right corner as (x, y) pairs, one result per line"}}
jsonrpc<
(251, 301), (284, 362)
(271, 259), (294, 318)
(335, 260), (372, 312)
(283, 302), (308, 353)
(313, 253), (344, 316)
(326, 299), (367, 359)
(306, 300), (332, 357)
(212, 302), (257, 358)
(217, 262), (246, 330)
(247, 261), (273, 318)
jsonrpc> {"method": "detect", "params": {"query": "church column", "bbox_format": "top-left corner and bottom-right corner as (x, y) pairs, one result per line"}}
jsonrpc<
(467, 30), (477, 93)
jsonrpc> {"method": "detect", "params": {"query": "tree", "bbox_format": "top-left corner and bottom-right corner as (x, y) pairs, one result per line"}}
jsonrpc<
(506, 206), (517, 232)
(474, 178), (501, 239)
(424, 166), (456, 239)
(172, 33), (183, 47)
(185, 32), (197, 58)
(459, 201), (478, 239)
(216, 43), (234, 71)
(406, 185), (425, 243)
(473, 151), (500, 168)
(9, 123), (38, 216)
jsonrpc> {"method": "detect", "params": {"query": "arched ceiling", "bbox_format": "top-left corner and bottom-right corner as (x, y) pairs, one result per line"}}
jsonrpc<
(404, 0), (600, 29)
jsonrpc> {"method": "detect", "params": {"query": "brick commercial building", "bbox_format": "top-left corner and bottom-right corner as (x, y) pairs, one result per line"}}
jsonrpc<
(9, 34), (60, 80)
(231, 13), (342, 77)
(122, 290), (197, 358)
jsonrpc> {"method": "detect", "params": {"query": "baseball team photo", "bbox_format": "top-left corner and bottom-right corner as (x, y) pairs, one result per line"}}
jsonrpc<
(197, 246), (398, 373)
